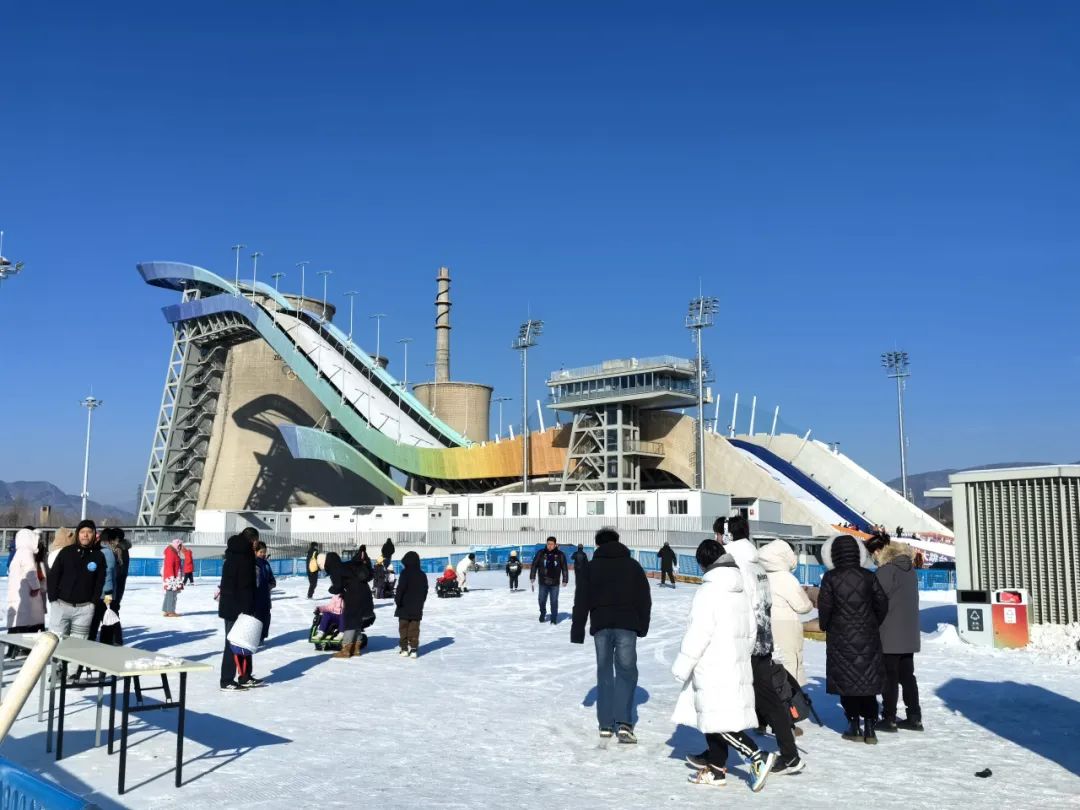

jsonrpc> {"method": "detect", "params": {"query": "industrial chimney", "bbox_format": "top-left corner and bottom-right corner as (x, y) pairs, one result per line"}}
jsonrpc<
(435, 266), (451, 383)
(413, 266), (493, 442)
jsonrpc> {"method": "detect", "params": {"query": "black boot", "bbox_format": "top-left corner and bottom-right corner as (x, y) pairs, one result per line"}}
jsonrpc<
(863, 716), (878, 745)
(841, 716), (862, 741)
(897, 717), (924, 731)
(878, 716), (899, 732)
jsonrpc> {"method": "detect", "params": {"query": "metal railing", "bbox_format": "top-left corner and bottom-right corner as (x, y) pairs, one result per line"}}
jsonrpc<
(548, 356), (696, 381)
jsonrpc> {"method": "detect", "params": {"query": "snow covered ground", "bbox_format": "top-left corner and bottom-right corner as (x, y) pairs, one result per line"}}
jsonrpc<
(1, 572), (1078, 809)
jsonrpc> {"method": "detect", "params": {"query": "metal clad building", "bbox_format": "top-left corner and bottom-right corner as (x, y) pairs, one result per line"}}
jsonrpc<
(951, 465), (1080, 624)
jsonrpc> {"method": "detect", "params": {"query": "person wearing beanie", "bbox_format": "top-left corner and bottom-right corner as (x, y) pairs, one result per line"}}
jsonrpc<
(46, 519), (106, 639)
(570, 528), (651, 744)
(505, 550), (523, 591)
(162, 538), (185, 617)
(674, 538), (777, 792)
(818, 534), (889, 744)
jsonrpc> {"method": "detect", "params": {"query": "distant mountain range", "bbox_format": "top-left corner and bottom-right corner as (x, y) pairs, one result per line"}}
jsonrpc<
(0, 480), (136, 525)
(886, 462), (1054, 510)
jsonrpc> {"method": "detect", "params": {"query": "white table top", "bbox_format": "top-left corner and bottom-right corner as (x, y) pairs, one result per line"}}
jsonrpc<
(0, 633), (212, 678)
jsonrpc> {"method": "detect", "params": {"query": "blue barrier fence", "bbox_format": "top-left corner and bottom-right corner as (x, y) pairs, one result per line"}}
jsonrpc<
(0, 755), (89, 809)
(9, 545), (954, 591)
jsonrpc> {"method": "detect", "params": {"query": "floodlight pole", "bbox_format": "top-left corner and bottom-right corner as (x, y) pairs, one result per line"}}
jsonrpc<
(317, 270), (333, 320)
(249, 251), (263, 303)
(271, 272), (285, 292)
(296, 261), (310, 308)
(685, 295), (717, 491)
(370, 313), (387, 360)
(882, 351), (911, 501)
(493, 396), (511, 439)
(80, 395), (103, 520)
(344, 291), (360, 340)
(512, 319), (543, 493)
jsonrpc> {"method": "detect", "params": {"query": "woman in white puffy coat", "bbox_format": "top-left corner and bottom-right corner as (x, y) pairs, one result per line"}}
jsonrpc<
(757, 540), (814, 686)
(672, 539), (777, 790)
(7, 528), (46, 632)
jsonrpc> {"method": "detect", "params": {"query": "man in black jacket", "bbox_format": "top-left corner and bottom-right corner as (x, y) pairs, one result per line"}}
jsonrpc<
(219, 534), (258, 690)
(657, 542), (678, 587)
(571, 528), (651, 744)
(530, 537), (568, 624)
(47, 519), (106, 639)
(571, 544), (589, 575)
(394, 551), (428, 657)
(381, 537), (396, 566)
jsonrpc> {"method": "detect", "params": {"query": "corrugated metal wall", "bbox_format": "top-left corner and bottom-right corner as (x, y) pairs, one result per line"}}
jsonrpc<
(962, 475), (1080, 624)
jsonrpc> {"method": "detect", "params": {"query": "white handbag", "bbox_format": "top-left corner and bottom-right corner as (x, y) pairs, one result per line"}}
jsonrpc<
(226, 614), (264, 654)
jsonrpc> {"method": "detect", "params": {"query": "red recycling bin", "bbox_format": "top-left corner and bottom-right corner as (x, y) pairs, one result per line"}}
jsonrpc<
(991, 588), (1030, 649)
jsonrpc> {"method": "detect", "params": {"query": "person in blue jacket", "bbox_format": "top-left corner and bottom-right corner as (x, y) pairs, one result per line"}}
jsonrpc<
(253, 541), (277, 642)
(88, 531), (117, 641)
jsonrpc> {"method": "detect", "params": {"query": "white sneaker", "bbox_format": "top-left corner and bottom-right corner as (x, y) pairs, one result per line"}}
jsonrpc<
(409, 648), (418, 659)
(398, 648), (408, 657)
(750, 752), (778, 793)
(688, 767), (726, 787)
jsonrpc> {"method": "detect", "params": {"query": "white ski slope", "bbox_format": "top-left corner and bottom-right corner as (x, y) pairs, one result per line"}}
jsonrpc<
(1, 573), (1077, 808)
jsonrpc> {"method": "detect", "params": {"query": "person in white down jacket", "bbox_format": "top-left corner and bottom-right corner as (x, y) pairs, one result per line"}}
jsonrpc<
(671, 538), (779, 792)
(757, 539), (814, 686)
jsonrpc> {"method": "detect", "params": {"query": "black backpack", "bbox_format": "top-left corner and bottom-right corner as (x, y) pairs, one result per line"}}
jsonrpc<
(769, 661), (820, 725)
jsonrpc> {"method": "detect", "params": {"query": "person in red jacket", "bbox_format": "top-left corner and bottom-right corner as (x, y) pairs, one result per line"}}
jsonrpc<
(162, 539), (185, 617)
(182, 545), (195, 586)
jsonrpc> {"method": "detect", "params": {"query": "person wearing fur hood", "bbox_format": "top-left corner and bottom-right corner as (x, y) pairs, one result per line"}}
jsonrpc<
(874, 541), (923, 731)
(757, 540), (814, 686)
(818, 534), (889, 744)
(7, 528), (45, 633)
(672, 538), (779, 791)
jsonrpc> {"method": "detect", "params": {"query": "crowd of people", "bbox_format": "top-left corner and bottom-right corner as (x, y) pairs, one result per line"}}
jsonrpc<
(5, 520), (924, 794)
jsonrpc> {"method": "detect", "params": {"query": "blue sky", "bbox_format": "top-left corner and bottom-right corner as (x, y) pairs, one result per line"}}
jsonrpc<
(1, 1), (1077, 507)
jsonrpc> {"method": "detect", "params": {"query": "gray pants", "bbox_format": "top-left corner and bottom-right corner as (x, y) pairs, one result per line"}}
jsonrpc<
(163, 590), (179, 613)
(49, 601), (94, 639)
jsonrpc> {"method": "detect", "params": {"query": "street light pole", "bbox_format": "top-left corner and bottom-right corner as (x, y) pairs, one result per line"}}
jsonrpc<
(296, 261), (310, 308)
(80, 395), (103, 520)
(512, 319), (543, 493)
(493, 395), (511, 439)
(249, 251), (263, 302)
(686, 295), (718, 490)
(397, 337), (413, 387)
(271, 272), (285, 292)
(231, 244), (246, 294)
(370, 313), (387, 361)
(344, 291), (360, 340)
(317, 270), (333, 320)
(882, 350), (911, 501)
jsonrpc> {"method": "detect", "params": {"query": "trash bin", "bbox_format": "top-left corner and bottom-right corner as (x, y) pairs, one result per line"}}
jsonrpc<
(957, 590), (993, 647)
(991, 588), (1030, 649)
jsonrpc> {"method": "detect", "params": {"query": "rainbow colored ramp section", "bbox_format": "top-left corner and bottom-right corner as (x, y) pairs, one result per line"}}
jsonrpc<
(139, 261), (566, 502)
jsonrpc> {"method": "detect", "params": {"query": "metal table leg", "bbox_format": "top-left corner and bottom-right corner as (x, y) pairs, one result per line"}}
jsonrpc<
(175, 672), (187, 788)
(107, 676), (117, 754)
(95, 678), (104, 747)
(118, 677), (130, 795)
(1, 643), (6, 702)
(46, 660), (55, 753)
(37, 655), (47, 722)
(56, 660), (67, 760)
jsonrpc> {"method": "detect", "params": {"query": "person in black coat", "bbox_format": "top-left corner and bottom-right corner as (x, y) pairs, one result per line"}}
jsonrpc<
(381, 537), (396, 566)
(46, 519), (106, 639)
(571, 544), (589, 575)
(818, 534), (889, 743)
(394, 551), (428, 657)
(218, 534), (257, 690)
(571, 528), (652, 742)
(657, 542), (678, 588)
(305, 542), (320, 599)
(323, 552), (376, 659)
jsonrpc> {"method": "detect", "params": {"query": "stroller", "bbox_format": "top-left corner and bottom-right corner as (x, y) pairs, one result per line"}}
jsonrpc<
(436, 566), (462, 598)
(309, 606), (370, 653)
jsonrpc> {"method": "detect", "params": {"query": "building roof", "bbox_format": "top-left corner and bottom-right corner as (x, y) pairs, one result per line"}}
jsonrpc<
(949, 465), (1080, 484)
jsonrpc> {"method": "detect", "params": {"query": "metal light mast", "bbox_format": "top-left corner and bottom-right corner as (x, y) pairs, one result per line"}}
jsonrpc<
(492, 395), (512, 439)
(882, 350), (911, 501)
(397, 337), (413, 387)
(80, 395), (103, 520)
(317, 270), (333, 320)
(230, 244), (245, 293)
(686, 295), (718, 490)
(370, 313), (387, 360)
(512, 319), (543, 493)
(344, 291), (360, 340)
